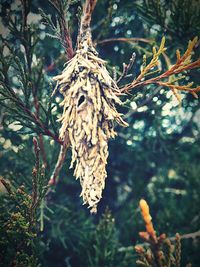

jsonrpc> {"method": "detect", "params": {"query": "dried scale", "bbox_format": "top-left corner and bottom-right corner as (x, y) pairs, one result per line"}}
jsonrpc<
(53, 25), (128, 213)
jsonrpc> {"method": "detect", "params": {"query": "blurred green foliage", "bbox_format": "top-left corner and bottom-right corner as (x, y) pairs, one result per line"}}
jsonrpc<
(0, 0), (200, 266)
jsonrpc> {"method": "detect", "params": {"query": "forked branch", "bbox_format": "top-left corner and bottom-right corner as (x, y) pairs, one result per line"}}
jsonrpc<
(120, 37), (200, 102)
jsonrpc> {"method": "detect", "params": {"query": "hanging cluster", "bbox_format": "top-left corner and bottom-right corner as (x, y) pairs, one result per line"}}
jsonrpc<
(53, 33), (128, 213)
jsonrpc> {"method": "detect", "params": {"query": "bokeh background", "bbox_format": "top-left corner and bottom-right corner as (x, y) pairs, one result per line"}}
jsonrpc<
(0, 0), (200, 266)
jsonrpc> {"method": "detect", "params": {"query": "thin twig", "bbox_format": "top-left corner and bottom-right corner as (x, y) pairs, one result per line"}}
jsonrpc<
(95, 37), (153, 46)
(48, 132), (69, 186)
(12, 64), (61, 144)
(32, 137), (40, 209)
(21, 0), (32, 73)
(0, 178), (13, 195)
(48, 0), (74, 59)
(117, 52), (136, 84)
(2, 77), (59, 146)
(118, 230), (200, 253)
(39, 134), (47, 167)
(14, 92), (62, 144)
(120, 37), (200, 96)
(33, 91), (48, 166)
(170, 230), (200, 241)
(80, 0), (97, 35)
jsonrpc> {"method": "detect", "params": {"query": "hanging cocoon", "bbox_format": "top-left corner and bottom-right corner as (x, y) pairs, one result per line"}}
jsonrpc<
(53, 32), (128, 213)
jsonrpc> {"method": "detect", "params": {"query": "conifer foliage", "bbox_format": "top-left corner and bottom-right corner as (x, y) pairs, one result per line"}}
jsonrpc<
(0, 0), (200, 266)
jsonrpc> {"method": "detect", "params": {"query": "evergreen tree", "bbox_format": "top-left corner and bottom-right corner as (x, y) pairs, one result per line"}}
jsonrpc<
(0, 0), (200, 266)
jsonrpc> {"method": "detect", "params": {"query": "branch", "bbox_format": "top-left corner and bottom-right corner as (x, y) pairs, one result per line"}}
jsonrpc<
(47, 0), (74, 59)
(118, 230), (200, 253)
(117, 52), (136, 84)
(95, 37), (153, 46)
(120, 37), (200, 102)
(0, 79), (62, 144)
(18, 97), (62, 144)
(170, 230), (200, 241)
(32, 78), (48, 167)
(80, 0), (97, 35)
(32, 137), (40, 210)
(21, 0), (32, 72)
(48, 132), (69, 186)
(0, 178), (13, 195)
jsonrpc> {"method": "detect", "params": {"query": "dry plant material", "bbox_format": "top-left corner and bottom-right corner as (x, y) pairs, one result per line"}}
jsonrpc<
(53, 31), (128, 213)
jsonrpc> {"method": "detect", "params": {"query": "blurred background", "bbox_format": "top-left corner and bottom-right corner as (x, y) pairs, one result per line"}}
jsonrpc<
(0, 0), (200, 266)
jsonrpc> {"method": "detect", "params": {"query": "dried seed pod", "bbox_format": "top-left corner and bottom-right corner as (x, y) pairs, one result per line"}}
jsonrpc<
(53, 32), (128, 213)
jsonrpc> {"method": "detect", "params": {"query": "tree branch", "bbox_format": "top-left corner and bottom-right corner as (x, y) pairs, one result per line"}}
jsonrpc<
(120, 37), (200, 101)
(117, 52), (136, 84)
(80, 0), (97, 35)
(95, 37), (153, 46)
(17, 97), (62, 144)
(48, 132), (69, 186)
(48, 0), (74, 59)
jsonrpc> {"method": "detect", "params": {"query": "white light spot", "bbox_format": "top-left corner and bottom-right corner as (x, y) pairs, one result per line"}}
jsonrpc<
(113, 4), (117, 10)
(127, 140), (132, 146)
(130, 101), (137, 110)
(114, 46), (119, 52)
(137, 106), (148, 112)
